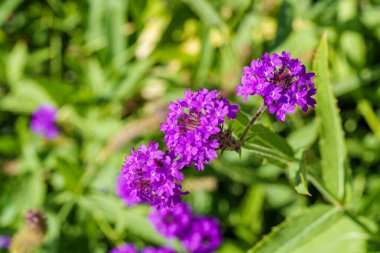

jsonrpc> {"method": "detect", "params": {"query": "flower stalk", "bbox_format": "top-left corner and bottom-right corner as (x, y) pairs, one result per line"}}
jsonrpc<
(239, 104), (267, 142)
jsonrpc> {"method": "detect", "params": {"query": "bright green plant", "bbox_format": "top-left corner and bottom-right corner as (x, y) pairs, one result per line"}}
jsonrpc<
(0, 0), (380, 253)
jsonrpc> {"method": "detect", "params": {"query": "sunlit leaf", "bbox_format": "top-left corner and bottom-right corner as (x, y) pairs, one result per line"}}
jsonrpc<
(312, 33), (347, 201)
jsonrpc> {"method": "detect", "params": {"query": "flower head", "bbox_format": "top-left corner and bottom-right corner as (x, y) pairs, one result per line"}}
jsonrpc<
(181, 216), (222, 253)
(236, 51), (316, 121)
(141, 246), (177, 253)
(161, 89), (239, 170)
(0, 235), (11, 249)
(120, 142), (186, 209)
(109, 243), (138, 253)
(149, 202), (192, 239)
(30, 104), (59, 139)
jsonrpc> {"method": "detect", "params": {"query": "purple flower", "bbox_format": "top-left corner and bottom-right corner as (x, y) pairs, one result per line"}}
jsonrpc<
(161, 89), (239, 170)
(120, 142), (186, 209)
(181, 217), (222, 253)
(141, 246), (177, 253)
(149, 202), (192, 239)
(236, 51), (316, 121)
(0, 235), (11, 249)
(109, 243), (138, 253)
(30, 104), (59, 139)
(116, 174), (139, 207)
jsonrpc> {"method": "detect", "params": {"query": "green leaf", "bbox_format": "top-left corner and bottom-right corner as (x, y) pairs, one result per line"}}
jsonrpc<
(105, 0), (127, 67)
(287, 151), (310, 196)
(248, 125), (294, 156)
(0, 0), (24, 26)
(182, 0), (225, 27)
(357, 99), (380, 140)
(244, 143), (294, 165)
(1, 79), (56, 113)
(235, 185), (265, 242)
(312, 33), (346, 201)
(287, 119), (318, 150)
(235, 111), (250, 126)
(113, 60), (154, 101)
(78, 194), (167, 246)
(234, 111), (294, 157)
(249, 206), (367, 253)
(6, 41), (28, 86)
(272, 0), (294, 49)
(193, 24), (215, 86)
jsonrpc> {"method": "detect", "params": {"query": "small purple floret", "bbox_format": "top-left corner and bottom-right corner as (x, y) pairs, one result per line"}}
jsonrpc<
(120, 142), (186, 209)
(116, 174), (139, 207)
(149, 202), (192, 239)
(161, 88), (239, 170)
(109, 243), (138, 253)
(30, 104), (59, 139)
(182, 217), (222, 253)
(0, 235), (11, 249)
(141, 246), (177, 253)
(236, 51), (316, 121)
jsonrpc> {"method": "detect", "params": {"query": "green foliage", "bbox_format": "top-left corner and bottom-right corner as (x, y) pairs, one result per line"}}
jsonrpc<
(1, 0), (380, 252)
(313, 33), (347, 202)
(248, 205), (367, 253)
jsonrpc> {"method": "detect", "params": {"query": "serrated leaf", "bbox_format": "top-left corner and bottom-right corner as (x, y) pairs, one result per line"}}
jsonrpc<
(249, 206), (367, 253)
(312, 33), (346, 201)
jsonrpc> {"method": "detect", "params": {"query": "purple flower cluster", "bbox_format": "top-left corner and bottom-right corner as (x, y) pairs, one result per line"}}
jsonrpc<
(118, 89), (238, 209)
(109, 244), (175, 253)
(110, 243), (138, 253)
(117, 58), (316, 228)
(141, 246), (176, 253)
(119, 142), (186, 209)
(0, 235), (11, 249)
(149, 202), (192, 239)
(30, 104), (59, 139)
(236, 51), (316, 121)
(181, 217), (222, 253)
(149, 203), (222, 253)
(161, 89), (238, 170)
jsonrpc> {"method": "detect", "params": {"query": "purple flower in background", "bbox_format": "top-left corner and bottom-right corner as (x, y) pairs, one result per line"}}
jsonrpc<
(109, 243), (138, 253)
(120, 142), (186, 209)
(141, 246), (177, 253)
(182, 217), (222, 253)
(116, 174), (139, 207)
(236, 51), (316, 121)
(149, 202), (192, 239)
(0, 235), (11, 249)
(30, 104), (59, 139)
(161, 89), (239, 170)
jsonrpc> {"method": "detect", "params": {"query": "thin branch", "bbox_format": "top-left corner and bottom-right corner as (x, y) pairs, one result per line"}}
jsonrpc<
(239, 104), (267, 142)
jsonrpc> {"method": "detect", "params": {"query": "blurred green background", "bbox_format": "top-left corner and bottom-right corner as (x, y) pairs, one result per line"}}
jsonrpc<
(1, 0), (380, 252)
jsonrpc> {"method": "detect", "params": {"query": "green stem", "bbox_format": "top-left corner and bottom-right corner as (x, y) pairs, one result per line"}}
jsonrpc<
(239, 104), (267, 142)
(308, 174), (342, 207)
